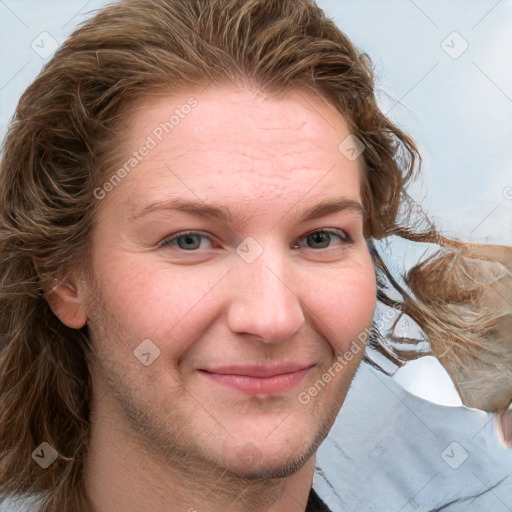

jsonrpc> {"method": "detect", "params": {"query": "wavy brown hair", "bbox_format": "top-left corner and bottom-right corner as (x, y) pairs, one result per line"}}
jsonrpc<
(1, 0), (506, 510)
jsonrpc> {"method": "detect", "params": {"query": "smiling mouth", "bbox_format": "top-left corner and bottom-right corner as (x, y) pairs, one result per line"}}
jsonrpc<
(198, 364), (315, 395)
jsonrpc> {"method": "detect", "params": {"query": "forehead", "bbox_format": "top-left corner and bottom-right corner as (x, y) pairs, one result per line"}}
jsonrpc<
(127, 83), (350, 148)
(107, 84), (362, 219)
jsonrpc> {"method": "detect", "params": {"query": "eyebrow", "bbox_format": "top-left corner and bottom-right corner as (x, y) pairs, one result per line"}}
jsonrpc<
(132, 196), (365, 224)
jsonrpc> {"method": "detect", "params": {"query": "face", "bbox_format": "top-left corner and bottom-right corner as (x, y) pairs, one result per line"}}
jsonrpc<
(82, 84), (376, 478)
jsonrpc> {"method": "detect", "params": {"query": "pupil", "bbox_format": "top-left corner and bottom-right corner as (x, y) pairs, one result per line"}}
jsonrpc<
(179, 235), (200, 250)
(309, 232), (329, 248)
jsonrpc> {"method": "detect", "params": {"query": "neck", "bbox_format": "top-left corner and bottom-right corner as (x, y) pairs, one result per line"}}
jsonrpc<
(83, 390), (317, 512)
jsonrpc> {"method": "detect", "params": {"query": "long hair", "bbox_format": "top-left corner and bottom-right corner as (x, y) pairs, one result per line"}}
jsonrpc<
(0, 0), (506, 509)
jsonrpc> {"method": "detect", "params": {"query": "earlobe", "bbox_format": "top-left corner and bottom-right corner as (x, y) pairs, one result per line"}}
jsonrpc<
(47, 274), (88, 329)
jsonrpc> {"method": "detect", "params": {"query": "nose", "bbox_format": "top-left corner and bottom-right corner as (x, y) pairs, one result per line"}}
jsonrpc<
(226, 248), (306, 344)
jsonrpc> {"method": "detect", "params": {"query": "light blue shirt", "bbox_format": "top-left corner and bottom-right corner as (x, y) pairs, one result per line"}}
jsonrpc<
(312, 361), (512, 511)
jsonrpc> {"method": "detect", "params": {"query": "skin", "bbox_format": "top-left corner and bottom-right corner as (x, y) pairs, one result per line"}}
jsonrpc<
(51, 84), (377, 512)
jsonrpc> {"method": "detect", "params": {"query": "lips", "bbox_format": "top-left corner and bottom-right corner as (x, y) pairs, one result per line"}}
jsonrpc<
(200, 363), (314, 378)
(198, 363), (315, 395)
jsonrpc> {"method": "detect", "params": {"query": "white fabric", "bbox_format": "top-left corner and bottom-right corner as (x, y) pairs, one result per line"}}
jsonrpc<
(392, 356), (463, 407)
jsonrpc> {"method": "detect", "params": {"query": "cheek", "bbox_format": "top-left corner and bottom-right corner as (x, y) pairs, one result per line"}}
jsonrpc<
(89, 243), (376, 362)
(88, 253), (223, 354)
(314, 262), (377, 352)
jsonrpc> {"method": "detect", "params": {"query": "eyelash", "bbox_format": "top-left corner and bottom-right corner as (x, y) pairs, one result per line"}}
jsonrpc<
(158, 228), (354, 251)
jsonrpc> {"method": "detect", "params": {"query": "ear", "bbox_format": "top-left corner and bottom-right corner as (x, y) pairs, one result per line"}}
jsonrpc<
(47, 272), (88, 329)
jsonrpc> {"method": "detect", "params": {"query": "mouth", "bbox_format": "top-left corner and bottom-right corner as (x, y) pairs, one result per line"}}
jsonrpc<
(198, 363), (315, 395)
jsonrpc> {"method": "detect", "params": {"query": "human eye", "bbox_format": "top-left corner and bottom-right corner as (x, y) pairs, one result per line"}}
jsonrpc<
(292, 228), (353, 251)
(158, 230), (214, 251)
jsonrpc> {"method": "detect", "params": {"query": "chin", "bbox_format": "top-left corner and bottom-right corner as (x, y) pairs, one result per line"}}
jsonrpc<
(226, 452), (310, 480)
(219, 430), (322, 480)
